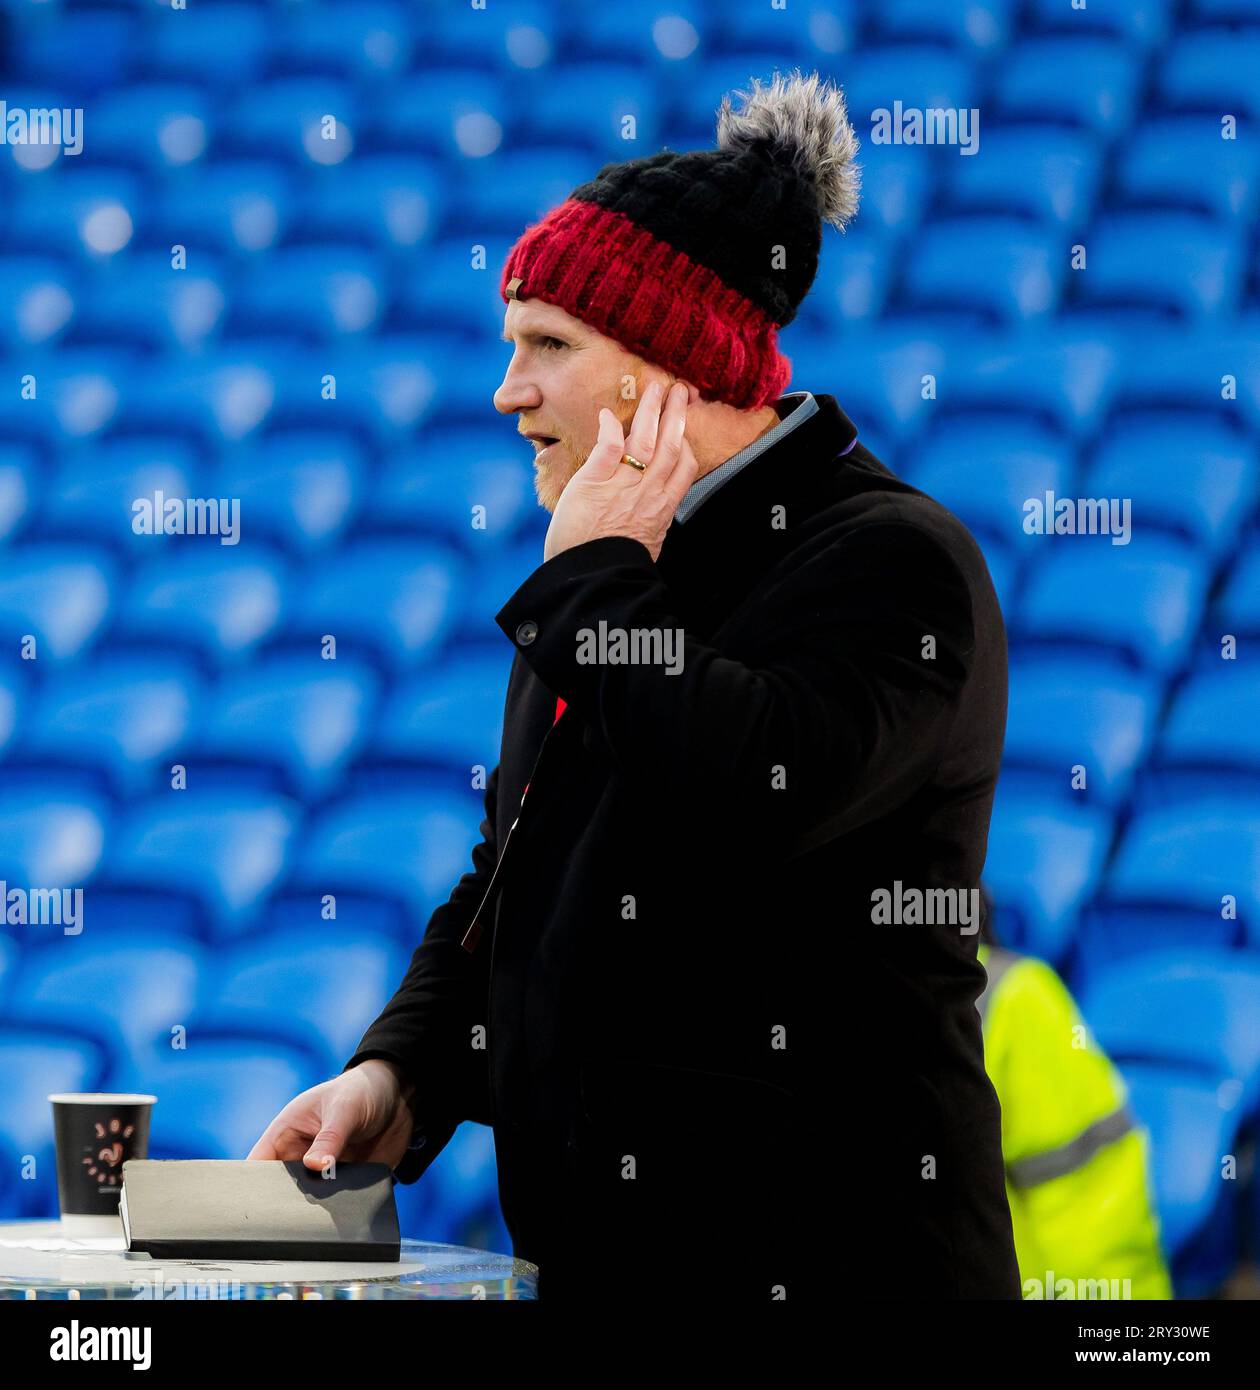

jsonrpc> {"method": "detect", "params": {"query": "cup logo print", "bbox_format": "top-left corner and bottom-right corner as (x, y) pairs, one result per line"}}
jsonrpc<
(81, 1116), (136, 1188)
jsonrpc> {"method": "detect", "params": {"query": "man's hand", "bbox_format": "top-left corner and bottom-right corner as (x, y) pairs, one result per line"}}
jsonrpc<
(543, 380), (700, 563)
(247, 1058), (417, 1172)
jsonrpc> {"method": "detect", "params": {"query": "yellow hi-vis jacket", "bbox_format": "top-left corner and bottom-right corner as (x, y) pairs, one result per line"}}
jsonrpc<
(977, 943), (1173, 1299)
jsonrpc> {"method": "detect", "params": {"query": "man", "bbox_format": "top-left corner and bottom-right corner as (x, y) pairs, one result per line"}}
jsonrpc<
(251, 70), (1021, 1301)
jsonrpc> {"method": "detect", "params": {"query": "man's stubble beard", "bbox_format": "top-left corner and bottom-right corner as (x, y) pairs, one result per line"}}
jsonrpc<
(534, 393), (643, 513)
(534, 438), (582, 512)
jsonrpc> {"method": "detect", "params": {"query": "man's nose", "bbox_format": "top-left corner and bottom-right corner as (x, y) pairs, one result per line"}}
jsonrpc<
(493, 363), (541, 416)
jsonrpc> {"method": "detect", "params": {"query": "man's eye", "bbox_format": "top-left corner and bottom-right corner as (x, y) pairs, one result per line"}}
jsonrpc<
(539, 337), (566, 350)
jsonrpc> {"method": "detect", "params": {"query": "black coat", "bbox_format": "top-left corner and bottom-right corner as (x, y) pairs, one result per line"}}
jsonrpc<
(343, 393), (1022, 1301)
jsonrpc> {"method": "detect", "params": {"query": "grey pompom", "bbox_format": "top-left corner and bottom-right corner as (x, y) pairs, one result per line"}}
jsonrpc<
(716, 68), (860, 230)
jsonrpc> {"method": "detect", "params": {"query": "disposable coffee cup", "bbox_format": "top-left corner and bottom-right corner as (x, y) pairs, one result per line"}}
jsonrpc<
(48, 1093), (156, 1236)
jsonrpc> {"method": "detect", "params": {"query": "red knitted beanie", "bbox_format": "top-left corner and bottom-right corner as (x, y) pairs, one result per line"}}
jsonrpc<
(499, 69), (861, 411)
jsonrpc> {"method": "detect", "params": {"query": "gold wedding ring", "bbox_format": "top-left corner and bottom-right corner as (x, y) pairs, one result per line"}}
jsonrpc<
(621, 452), (646, 472)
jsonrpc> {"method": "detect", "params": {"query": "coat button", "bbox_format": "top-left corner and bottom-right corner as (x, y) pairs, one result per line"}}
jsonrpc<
(516, 620), (538, 646)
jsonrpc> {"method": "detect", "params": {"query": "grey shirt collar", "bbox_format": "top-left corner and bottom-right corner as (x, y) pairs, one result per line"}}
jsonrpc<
(673, 391), (819, 524)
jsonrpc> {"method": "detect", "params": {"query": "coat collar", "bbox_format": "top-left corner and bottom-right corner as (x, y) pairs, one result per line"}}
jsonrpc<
(674, 390), (819, 524)
(661, 391), (860, 551)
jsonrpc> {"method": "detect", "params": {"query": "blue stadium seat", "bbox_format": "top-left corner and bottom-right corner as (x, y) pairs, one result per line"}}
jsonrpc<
(943, 330), (1121, 440)
(942, 125), (1103, 226)
(801, 227), (899, 325)
(0, 347), (134, 448)
(904, 415), (1072, 559)
(0, 256), (77, 348)
(1185, 0), (1260, 17)
(871, 0), (1014, 49)
(462, 535), (547, 641)
(272, 1), (412, 81)
(12, 10), (135, 91)
(0, 669), (20, 762)
(847, 138), (937, 234)
(220, 77), (360, 166)
(0, 789), (108, 888)
(1002, 656), (1161, 808)
(118, 343), (295, 445)
(1121, 1061), (1245, 1297)
(670, 53), (815, 146)
(89, 83), (211, 171)
(104, 792), (302, 939)
(1150, 667), (1260, 808)
(371, 428), (533, 545)
(197, 656), (381, 799)
(1106, 328), (1247, 425)
(299, 156), (445, 251)
(137, 2), (272, 85)
(0, 444), (36, 543)
(76, 256), (228, 353)
(707, 0), (855, 54)
(1083, 415), (1256, 557)
(286, 539), (468, 671)
(564, 2), (707, 66)
(323, 335), (446, 444)
(993, 38), (1142, 135)
(6, 933), (205, 1081)
(0, 543), (116, 662)
(45, 437), (202, 548)
(1157, 28), (1260, 120)
(119, 547), (288, 667)
(981, 786), (1113, 965)
(831, 46), (980, 130)
(0, 933), (19, 1009)
(1082, 799), (1259, 975)
(194, 926), (410, 1074)
(1115, 115), (1260, 222)
(6, 166), (143, 259)
(1218, 550), (1260, 639)
(1067, 213), (1245, 320)
(978, 544), (1017, 621)
(214, 430), (363, 554)
(395, 238), (514, 343)
(427, 0), (563, 70)
(292, 786), (485, 937)
(17, 654), (202, 799)
(898, 216), (1064, 326)
(368, 71), (507, 159)
(0, 1024), (110, 1217)
(1081, 950), (1260, 1117)
(156, 160), (294, 255)
(233, 245), (386, 340)
(515, 65), (662, 152)
(788, 325), (950, 445)
(139, 1039), (321, 1161)
(420, 1120), (502, 1232)
(456, 148), (600, 236)
(369, 647), (513, 773)
(1024, 0), (1173, 47)
(1015, 536), (1209, 673)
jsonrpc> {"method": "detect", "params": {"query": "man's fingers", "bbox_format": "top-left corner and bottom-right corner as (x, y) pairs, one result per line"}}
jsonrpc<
(249, 1117), (323, 1162)
(651, 382), (692, 488)
(624, 379), (664, 462)
(578, 406), (628, 481)
(660, 433), (701, 512)
(303, 1122), (346, 1168)
(246, 1134), (277, 1160)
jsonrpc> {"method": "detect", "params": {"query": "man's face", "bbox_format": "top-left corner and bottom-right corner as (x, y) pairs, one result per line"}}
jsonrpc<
(493, 297), (667, 511)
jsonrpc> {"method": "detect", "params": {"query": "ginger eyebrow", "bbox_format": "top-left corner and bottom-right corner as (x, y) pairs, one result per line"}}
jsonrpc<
(500, 327), (565, 343)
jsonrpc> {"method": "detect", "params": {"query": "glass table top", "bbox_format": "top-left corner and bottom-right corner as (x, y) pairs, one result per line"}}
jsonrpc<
(0, 1221), (538, 1300)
